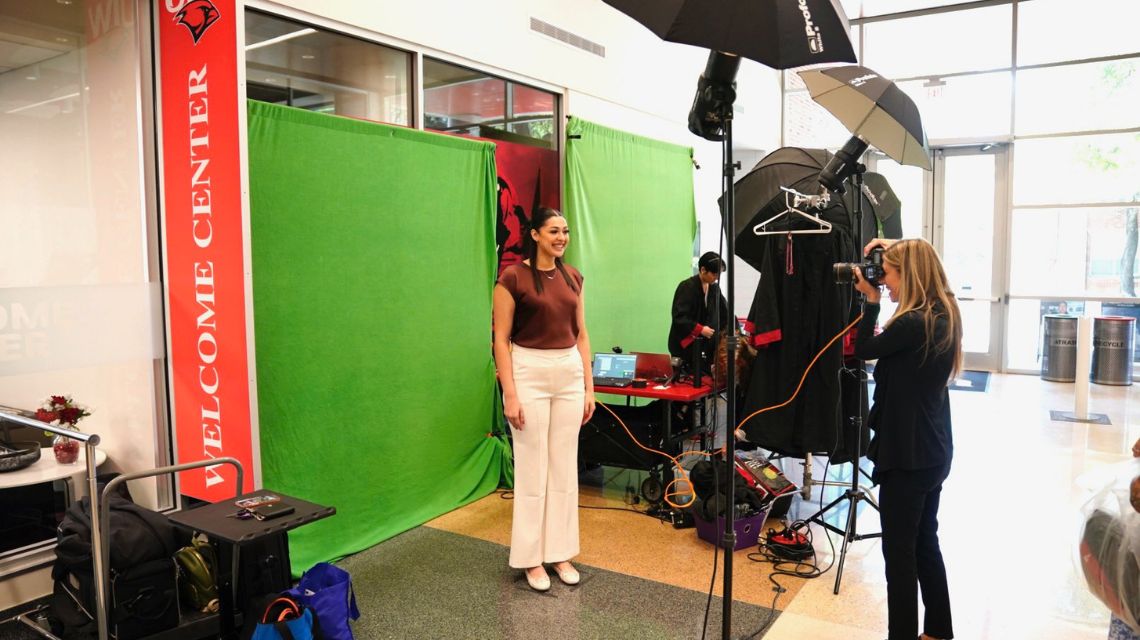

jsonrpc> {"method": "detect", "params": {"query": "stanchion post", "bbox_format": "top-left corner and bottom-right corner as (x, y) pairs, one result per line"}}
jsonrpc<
(1074, 315), (1092, 420)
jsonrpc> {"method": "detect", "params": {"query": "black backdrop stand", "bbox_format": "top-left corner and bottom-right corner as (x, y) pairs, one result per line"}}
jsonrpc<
(797, 165), (881, 595)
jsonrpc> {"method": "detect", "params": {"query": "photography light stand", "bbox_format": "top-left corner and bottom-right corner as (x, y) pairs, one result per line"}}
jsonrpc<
(793, 136), (882, 595)
(687, 50), (742, 639)
(799, 451), (877, 502)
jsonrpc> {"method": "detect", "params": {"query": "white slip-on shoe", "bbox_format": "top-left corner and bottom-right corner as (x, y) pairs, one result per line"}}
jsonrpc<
(525, 567), (551, 592)
(550, 561), (580, 586)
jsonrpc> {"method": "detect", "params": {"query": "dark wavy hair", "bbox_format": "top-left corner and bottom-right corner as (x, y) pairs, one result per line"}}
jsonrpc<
(525, 207), (579, 295)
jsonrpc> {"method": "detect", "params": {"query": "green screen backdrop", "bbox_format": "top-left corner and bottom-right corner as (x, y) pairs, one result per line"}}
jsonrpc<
(247, 102), (507, 571)
(564, 117), (697, 374)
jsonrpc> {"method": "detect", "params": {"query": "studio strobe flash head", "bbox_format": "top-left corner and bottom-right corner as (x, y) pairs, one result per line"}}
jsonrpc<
(687, 51), (741, 141)
(818, 135), (870, 194)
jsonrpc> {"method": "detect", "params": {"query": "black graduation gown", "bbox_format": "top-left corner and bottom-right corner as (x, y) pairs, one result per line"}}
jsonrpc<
(739, 207), (868, 462)
(668, 275), (729, 364)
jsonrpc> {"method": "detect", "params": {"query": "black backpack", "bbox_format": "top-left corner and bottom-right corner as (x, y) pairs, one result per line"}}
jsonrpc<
(49, 486), (183, 638)
(53, 491), (180, 579)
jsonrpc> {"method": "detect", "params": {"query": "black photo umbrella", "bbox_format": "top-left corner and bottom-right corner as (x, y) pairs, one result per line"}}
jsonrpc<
(799, 65), (931, 170)
(726, 147), (878, 269)
(602, 0), (857, 69)
(862, 171), (903, 239)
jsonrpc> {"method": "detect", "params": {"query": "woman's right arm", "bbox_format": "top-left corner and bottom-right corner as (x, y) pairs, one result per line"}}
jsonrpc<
(863, 237), (897, 256)
(492, 284), (524, 429)
(853, 305), (923, 361)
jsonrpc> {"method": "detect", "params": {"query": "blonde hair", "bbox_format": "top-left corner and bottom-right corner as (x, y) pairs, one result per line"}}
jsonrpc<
(881, 239), (964, 380)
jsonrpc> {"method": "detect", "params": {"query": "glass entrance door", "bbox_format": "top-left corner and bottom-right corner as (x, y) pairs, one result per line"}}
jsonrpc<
(932, 146), (1009, 371)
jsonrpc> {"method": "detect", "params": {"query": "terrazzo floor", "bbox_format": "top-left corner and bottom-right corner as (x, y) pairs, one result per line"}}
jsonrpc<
(432, 373), (1140, 640)
(3, 373), (1136, 639)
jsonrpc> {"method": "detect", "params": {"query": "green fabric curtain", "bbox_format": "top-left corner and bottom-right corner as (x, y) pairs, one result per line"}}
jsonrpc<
(246, 101), (505, 572)
(564, 117), (697, 378)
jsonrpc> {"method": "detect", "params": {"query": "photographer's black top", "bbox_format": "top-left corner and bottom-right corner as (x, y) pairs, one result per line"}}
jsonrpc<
(854, 303), (954, 476)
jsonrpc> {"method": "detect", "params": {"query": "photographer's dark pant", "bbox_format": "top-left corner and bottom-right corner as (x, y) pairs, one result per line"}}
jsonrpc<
(878, 462), (953, 640)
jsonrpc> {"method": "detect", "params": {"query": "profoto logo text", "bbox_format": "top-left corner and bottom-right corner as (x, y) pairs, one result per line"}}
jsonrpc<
(166, 0), (220, 44)
(798, 0), (825, 54)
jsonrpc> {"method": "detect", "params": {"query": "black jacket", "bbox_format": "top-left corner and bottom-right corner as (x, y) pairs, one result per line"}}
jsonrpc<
(855, 303), (955, 476)
(668, 275), (729, 358)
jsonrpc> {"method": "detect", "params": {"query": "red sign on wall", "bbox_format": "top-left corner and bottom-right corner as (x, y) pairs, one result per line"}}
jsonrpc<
(157, 0), (254, 500)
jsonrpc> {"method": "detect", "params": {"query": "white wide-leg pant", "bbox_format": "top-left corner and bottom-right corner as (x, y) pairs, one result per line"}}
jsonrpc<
(507, 344), (583, 569)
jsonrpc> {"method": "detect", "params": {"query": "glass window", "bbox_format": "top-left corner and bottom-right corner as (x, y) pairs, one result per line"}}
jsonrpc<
(861, 0), (982, 17)
(1006, 298), (1076, 370)
(1015, 58), (1140, 136)
(896, 72), (1011, 141)
(783, 90), (852, 150)
(423, 59), (505, 134)
(507, 84), (556, 143)
(1012, 133), (1140, 206)
(869, 158), (925, 238)
(244, 11), (411, 125)
(839, 0), (861, 20)
(0, 0), (169, 505)
(1009, 207), (1140, 298)
(1018, 0), (1140, 67)
(423, 58), (557, 149)
(960, 300), (991, 354)
(1007, 298), (1139, 372)
(942, 154), (996, 296)
(786, 70), (806, 91)
(862, 5), (1011, 79)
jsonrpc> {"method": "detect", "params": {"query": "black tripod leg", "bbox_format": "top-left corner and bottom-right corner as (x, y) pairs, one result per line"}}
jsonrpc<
(833, 492), (862, 594)
(802, 492), (852, 537)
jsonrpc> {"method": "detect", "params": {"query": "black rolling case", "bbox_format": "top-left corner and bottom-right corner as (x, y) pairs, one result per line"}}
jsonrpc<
(54, 558), (181, 639)
(217, 531), (293, 607)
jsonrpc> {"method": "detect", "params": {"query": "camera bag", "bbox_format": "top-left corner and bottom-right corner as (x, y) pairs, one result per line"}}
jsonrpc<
(50, 483), (182, 638)
(53, 557), (181, 639)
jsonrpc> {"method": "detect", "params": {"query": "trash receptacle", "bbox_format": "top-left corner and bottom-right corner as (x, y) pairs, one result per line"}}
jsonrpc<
(1042, 314), (1078, 382)
(1091, 316), (1135, 386)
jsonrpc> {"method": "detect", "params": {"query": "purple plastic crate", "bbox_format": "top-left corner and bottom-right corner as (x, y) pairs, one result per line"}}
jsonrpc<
(694, 508), (769, 551)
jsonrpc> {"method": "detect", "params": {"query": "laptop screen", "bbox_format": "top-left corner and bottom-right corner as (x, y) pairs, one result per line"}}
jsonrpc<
(592, 353), (637, 379)
(633, 352), (673, 379)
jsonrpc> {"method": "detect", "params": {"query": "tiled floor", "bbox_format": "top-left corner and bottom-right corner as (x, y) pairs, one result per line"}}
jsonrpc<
(431, 372), (1138, 639)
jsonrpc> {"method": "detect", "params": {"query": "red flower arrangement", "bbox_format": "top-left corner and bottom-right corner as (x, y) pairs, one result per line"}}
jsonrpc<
(36, 395), (91, 465)
(35, 394), (91, 428)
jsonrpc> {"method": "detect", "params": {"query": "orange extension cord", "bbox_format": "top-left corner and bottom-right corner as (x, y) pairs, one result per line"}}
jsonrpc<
(596, 313), (862, 510)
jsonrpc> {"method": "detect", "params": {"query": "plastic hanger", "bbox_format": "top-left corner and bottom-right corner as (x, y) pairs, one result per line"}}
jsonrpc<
(752, 187), (833, 236)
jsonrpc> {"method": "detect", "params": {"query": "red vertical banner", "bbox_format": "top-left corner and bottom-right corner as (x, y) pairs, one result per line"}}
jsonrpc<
(488, 140), (560, 276)
(158, 0), (254, 499)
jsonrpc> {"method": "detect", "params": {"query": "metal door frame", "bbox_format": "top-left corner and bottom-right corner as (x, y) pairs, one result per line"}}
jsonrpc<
(930, 144), (1011, 372)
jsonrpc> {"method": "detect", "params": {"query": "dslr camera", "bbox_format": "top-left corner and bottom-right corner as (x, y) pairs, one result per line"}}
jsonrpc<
(834, 247), (885, 287)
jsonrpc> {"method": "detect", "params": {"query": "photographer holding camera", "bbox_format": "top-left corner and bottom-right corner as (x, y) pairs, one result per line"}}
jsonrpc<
(850, 237), (963, 640)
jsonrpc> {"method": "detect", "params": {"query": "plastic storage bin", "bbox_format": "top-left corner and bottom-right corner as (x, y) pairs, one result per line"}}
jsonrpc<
(694, 508), (769, 551)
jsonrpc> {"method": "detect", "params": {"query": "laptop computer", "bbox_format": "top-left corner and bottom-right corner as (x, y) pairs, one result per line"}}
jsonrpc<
(633, 352), (675, 384)
(591, 353), (636, 388)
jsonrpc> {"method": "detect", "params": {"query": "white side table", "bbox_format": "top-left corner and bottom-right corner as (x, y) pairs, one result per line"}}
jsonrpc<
(0, 447), (107, 491)
(0, 447), (108, 576)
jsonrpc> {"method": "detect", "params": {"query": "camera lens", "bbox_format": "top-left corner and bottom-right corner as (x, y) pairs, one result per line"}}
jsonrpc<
(833, 263), (856, 284)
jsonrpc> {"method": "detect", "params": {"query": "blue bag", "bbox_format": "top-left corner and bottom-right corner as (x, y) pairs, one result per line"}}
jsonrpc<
(287, 563), (359, 640)
(249, 595), (324, 640)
